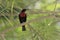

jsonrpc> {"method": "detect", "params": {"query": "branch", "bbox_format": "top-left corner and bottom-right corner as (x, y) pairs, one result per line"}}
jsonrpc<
(0, 11), (60, 16)
(0, 15), (54, 34)
(29, 10), (60, 14)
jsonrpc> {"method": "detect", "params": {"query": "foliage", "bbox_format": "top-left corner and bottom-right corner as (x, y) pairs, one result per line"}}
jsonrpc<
(0, 0), (60, 40)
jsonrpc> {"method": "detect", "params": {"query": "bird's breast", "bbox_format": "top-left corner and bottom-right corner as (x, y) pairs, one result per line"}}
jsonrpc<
(20, 13), (26, 17)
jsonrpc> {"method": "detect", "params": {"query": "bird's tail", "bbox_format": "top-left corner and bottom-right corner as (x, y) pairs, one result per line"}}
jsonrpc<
(22, 25), (26, 31)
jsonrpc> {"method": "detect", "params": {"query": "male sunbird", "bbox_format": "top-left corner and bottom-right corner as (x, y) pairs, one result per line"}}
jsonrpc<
(19, 9), (27, 31)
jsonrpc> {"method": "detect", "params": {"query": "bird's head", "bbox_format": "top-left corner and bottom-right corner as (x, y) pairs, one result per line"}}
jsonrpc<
(21, 9), (27, 12)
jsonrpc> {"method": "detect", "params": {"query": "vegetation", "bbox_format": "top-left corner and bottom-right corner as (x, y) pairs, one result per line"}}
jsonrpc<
(0, 0), (60, 40)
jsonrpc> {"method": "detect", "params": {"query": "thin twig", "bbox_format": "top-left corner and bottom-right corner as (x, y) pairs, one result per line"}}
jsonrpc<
(0, 34), (6, 40)
(28, 24), (43, 40)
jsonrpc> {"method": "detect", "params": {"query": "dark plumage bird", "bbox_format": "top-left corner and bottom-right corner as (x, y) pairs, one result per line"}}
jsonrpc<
(19, 9), (27, 31)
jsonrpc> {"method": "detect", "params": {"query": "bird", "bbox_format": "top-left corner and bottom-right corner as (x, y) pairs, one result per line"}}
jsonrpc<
(19, 9), (27, 31)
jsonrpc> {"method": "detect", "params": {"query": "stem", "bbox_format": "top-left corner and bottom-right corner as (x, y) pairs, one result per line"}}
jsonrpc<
(11, 0), (15, 20)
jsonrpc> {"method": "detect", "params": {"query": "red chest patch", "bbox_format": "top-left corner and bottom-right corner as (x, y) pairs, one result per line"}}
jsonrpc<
(20, 13), (26, 17)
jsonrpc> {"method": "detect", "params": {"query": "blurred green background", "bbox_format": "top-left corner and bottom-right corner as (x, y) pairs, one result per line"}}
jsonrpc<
(0, 0), (60, 40)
